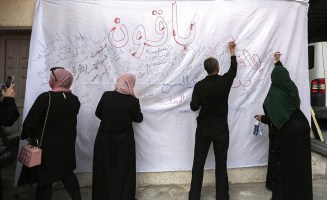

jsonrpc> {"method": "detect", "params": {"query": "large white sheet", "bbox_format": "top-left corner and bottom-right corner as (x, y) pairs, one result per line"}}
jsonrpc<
(23, 0), (309, 172)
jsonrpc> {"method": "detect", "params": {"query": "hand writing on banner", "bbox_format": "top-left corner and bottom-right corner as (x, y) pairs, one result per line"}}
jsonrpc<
(152, 9), (163, 15)
(172, 1), (196, 50)
(107, 2), (195, 58)
(131, 16), (168, 58)
(155, 94), (185, 107)
(205, 37), (238, 59)
(75, 52), (110, 82)
(140, 92), (154, 100)
(37, 69), (48, 79)
(232, 78), (252, 88)
(240, 87), (257, 97)
(108, 18), (129, 48)
(161, 75), (197, 93)
(257, 69), (272, 86)
(80, 94), (92, 105)
(238, 49), (261, 70)
(91, 44), (107, 58)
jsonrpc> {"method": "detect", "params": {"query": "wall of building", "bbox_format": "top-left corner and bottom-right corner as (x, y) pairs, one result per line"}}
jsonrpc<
(0, 0), (35, 27)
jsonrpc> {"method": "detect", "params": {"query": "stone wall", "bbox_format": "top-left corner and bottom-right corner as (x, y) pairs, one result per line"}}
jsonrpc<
(0, 0), (35, 27)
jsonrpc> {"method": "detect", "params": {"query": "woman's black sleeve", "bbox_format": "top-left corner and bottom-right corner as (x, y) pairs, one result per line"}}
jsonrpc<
(261, 115), (271, 125)
(133, 99), (143, 123)
(0, 97), (20, 127)
(95, 93), (105, 120)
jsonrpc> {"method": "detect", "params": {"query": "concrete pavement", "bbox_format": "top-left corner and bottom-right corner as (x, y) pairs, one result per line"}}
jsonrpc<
(2, 176), (327, 200)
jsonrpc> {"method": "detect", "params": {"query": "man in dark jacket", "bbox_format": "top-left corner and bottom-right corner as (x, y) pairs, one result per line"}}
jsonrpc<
(0, 84), (20, 200)
(189, 41), (237, 200)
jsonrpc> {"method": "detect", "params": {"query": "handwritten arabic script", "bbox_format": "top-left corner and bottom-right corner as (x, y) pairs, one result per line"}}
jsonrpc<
(107, 2), (197, 59)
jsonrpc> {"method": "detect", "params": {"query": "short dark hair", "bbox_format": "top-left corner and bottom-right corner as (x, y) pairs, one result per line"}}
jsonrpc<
(204, 57), (219, 74)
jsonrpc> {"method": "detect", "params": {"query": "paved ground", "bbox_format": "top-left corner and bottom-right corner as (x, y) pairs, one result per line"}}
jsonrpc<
(2, 175), (327, 200)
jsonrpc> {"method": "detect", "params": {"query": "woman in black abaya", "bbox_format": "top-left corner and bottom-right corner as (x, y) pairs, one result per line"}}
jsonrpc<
(92, 73), (143, 200)
(256, 52), (312, 200)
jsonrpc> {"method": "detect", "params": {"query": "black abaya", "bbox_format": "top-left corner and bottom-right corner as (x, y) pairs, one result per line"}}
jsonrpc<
(92, 91), (143, 200)
(263, 109), (312, 200)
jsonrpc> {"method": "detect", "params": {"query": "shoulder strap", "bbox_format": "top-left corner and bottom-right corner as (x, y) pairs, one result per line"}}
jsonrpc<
(38, 92), (51, 148)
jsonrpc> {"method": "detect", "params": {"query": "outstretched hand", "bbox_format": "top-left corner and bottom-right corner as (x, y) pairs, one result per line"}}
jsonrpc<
(255, 115), (263, 122)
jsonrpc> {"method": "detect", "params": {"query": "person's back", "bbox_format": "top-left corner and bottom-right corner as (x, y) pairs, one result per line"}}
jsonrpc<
(189, 41), (237, 200)
(97, 91), (142, 134)
(192, 64), (236, 125)
(93, 73), (143, 200)
(38, 91), (80, 147)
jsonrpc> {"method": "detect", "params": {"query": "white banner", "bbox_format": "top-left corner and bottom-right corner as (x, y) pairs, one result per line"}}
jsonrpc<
(23, 0), (309, 172)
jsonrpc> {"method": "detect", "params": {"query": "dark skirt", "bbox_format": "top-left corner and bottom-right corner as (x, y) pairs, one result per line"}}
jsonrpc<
(92, 129), (136, 200)
(268, 109), (313, 200)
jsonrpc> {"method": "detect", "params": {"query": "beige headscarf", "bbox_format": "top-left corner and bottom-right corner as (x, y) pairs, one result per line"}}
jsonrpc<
(115, 73), (136, 96)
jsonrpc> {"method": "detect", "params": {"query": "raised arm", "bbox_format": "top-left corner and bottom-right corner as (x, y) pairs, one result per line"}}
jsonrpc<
(225, 41), (237, 78)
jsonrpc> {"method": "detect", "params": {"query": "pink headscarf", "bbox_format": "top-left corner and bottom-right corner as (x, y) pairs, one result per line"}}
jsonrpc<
(49, 68), (73, 92)
(115, 73), (136, 96)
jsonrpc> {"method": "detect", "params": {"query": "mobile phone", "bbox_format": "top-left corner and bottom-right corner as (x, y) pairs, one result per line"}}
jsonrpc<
(5, 76), (13, 89)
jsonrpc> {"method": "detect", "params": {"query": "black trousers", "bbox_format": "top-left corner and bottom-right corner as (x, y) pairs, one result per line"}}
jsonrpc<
(189, 128), (230, 200)
(0, 170), (2, 200)
(36, 172), (81, 200)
